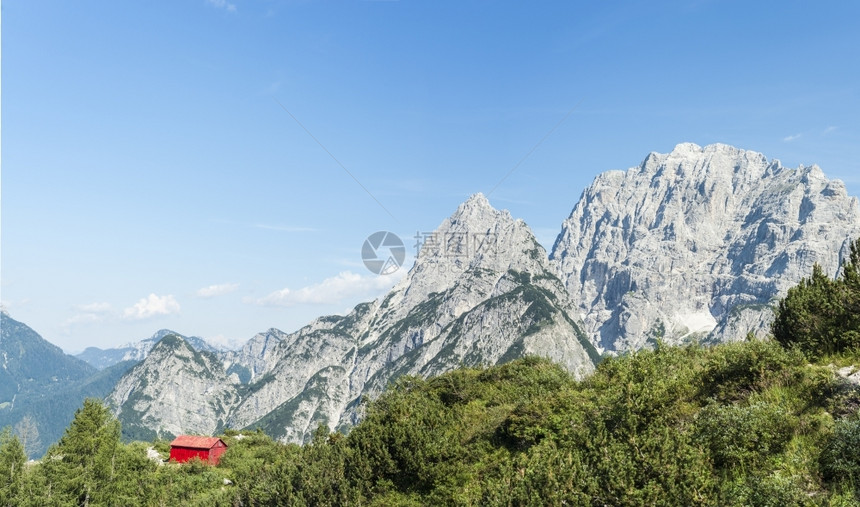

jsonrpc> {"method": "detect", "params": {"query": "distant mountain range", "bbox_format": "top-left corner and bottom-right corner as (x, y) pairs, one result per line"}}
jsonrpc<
(7, 143), (860, 454)
(107, 193), (598, 442)
(75, 329), (220, 370)
(0, 315), (220, 457)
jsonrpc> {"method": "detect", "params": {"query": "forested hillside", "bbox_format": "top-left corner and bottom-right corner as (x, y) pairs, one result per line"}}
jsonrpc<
(0, 314), (137, 458)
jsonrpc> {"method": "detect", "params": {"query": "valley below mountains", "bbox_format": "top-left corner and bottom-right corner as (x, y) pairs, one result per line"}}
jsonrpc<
(4, 142), (860, 453)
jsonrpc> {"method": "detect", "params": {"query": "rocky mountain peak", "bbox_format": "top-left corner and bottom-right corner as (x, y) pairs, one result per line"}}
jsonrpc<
(460, 191), (492, 207)
(391, 193), (549, 314)
(104, 142), (859, 447)
(551, 143), (860, 352)
(447, 192), (511, 224)
(107, 333), (239, 439)
(211, 193), (597, 441)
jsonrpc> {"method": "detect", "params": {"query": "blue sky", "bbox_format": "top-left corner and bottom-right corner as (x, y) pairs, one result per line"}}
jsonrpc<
(2, 0), (859, 352)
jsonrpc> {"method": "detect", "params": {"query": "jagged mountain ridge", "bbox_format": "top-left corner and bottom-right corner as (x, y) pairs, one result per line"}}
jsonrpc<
(550, 142), (860, 352)
(106, 334), (240, 441)
(224, 194), (597, 441)
(108, 194), (597, 443)
(76, 329), (222, 370)
(105, 142), (860, 445)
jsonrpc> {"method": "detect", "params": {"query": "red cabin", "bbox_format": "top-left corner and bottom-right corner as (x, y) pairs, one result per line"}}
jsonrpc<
(169, 435), (228, 465)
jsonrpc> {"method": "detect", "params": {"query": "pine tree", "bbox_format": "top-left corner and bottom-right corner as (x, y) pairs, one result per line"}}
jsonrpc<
(0, 428), (27, 505)
(839, 238), (860, 345)
(40, 399), (121, 506)
(773, 237), (860, 357)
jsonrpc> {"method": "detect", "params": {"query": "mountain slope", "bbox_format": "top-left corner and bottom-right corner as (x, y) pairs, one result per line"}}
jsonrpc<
(0, 313), (96, 401)
(107, 194), (597, 444)
(106, 334), (240, 441)
(551, 143), (860, 352)
(0, 313), (135, 457)
(225, 194), (597, 442)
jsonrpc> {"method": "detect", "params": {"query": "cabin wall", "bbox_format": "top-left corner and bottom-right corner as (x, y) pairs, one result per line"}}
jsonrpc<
(169, 447), (210, 463)
(209, 444), (227, 464)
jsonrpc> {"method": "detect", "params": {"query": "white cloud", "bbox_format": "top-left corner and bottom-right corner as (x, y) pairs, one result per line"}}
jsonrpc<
(206, 0), (236, 11)
(63, 302), (113, 327)
(823, 126), (838, 135)
(123, 294), (181, 320)
(196, 283), (240, 298)
(783, 133), (802, 142)
(249, 270), (404, 307)
(64, 313), (104, 326)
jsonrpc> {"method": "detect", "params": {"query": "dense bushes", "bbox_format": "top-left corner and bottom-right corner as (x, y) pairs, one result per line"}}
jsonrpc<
(0, 339), (858, 505)
(696, 401), (795, 469)
(773, 238), (860, 358)
(821, 418), (860, 484)
(220, 342), (857, 505)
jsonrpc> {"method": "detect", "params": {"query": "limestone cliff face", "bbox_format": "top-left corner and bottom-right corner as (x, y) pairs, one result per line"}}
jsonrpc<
(550, 143), (860, 352)
(223, 194), (597, 441)
(221, 328), (288, 383)
(107, 335), (239, 439)
(107, 143), (860, 443)
(109, 194), (597, 442)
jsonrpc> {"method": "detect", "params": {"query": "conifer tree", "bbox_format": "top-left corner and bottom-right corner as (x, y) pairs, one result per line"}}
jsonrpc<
(773, 237), (860, 357)
(0, 428), (27, 504)
(40, 399), (121, 506)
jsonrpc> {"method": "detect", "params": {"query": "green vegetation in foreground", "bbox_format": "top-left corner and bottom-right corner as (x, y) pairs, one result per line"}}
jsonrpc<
(1, 340), (858, 506)
(2, 240), (860, 505)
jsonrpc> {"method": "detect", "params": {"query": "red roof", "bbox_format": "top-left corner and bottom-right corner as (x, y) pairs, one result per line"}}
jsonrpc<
(170, 435), (226, 450)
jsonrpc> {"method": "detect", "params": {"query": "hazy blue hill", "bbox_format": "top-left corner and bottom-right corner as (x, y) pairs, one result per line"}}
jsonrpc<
(4, 360), (138, 458)
(0, 313), (96, 401)
(0, 313), (139, 457)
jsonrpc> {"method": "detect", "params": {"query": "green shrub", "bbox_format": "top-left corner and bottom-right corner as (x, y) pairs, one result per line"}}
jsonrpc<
(700, 339), (803, 402)
(821, 418), (860, 485)
(773, 238), (860, 358)
(696, 401), (796, 469)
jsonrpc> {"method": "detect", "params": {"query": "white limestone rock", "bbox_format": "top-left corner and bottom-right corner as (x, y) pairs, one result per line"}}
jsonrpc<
(551, 143), (860, 352)
(223, 194), (597, 442)
(106, 334), (240, 438)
